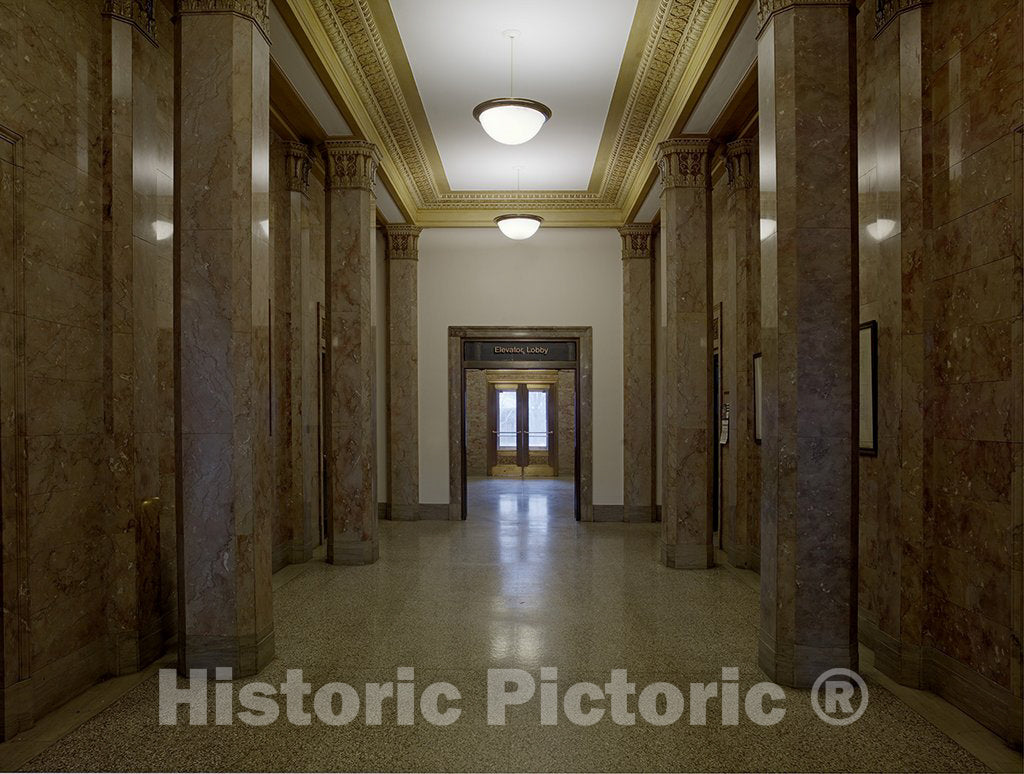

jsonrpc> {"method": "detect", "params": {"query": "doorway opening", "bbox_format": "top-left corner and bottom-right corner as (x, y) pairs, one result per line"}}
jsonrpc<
(464, 369), (576, 522)
(448, 327), (593, 522)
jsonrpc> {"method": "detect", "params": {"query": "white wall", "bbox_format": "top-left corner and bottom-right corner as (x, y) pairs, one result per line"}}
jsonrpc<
(417, 228), (624, 505)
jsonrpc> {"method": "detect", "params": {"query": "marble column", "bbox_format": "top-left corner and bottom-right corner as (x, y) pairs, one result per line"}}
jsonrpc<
(321, 140), (380, 565)
(174, 0), (274, 675)
(384, 225), (421, 521)
(657, 136), (714, 569)
(757, 0), (859, 686)
(725, 139), (761, 571)
(273, 141), (318, 565)
(619, 223), (656, 523)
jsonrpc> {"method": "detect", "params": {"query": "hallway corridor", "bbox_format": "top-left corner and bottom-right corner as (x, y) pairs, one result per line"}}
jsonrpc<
(7, 489), (996, 772)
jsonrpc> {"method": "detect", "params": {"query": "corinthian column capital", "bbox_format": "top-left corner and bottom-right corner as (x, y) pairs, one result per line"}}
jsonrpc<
(657, 136), (713, 190)
(104, 0), (157, 41)
(321, 140), (379, 194)
(725, 138), (755, 191)
(176, 0), (268, 38)
(617, 223), (656, 260)
(757, 0), (856, 34)
(281, 141), (311, 195)
(384, 225), (423, 261)
(874, 0), (929, 34)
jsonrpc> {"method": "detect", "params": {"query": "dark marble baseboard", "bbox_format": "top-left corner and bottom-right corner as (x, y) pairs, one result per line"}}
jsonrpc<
(660, 539), (714, 569)
(858, 618), (1022, 748)
(382, 503), (456, 521)
(592, 504), (658, 522)
(726, 543), (761, 572)
(923, 646), (1022, 748)
(593, 505), (623, 522)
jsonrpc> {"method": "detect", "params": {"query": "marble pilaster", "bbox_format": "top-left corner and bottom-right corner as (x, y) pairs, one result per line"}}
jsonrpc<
(619, 223), (656, 522)
(101, 3), (172, 675)
(725, 139), (761, 570)
(657, 136), (714, 568)
(321, 140), (380, 564)
(0, 122), (31, 742)
(272, 140), (318, 566)
(174, 1), (274, 676)
(757, 0), (859, 687)
(855, 0), (927, 690)
(384, 225), (420, 521)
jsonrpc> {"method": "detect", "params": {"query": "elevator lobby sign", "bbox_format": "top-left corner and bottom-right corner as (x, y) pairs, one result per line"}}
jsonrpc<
(463, 340), (578, 364)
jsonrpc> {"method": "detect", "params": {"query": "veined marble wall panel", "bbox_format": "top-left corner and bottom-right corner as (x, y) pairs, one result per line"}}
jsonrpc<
(0, 0), (180, 731)
(918, 0), (1022, 744)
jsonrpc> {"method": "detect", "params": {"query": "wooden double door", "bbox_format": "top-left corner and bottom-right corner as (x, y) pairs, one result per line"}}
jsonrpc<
(488, 381), (558, 477)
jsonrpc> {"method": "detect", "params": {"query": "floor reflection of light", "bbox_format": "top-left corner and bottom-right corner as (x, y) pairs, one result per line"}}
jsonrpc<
(499, 494), (518, 517)
(489, 626), (511, 660)
(527, 494), (550, 531)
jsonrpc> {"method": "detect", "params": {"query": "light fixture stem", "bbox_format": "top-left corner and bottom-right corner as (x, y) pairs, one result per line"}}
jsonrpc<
(509, 35), (514, 96)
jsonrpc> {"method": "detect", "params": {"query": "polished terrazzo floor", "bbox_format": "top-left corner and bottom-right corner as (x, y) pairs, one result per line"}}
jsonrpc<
(19, 477), (991, 772)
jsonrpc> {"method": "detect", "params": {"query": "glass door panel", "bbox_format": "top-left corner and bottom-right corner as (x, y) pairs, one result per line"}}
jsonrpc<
(527, 389), (549, 449)
(497, 389), (518, 450)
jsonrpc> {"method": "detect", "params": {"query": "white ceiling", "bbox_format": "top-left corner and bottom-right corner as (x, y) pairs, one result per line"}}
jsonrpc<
(269, 2), (351, 136)
(389, 0), (638, 192)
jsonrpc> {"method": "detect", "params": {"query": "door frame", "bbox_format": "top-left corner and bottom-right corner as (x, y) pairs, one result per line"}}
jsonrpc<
(448, 326), (593, 521)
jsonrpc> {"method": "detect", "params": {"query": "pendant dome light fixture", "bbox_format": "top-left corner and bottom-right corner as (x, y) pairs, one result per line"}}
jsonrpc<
(495, 166), (543, 240)
(473, 30), (551, 146)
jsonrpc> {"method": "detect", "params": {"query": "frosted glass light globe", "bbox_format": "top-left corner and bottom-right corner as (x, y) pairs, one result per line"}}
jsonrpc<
(495, 214), (543, 240)
(473, 99), (551, 146)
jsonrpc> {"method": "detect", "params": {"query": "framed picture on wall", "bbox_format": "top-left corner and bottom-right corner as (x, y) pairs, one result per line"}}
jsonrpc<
(752, 353), (763, 444)
(859, 321), (878, 455)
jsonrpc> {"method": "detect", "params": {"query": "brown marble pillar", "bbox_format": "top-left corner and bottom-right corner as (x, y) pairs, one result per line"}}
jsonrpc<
(657, 137), (714, 569)
(619, 224), (656, 523)
(757, 0), (859, 686)
(384, 225), (421, 521)
(321, 140), (380, 564)
(174, 0), (274, 675)
(724, 139), (762, 571)
(272, 141), (318, 565)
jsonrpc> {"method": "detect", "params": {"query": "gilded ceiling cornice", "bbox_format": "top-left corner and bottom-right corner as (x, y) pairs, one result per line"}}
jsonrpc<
(309, 0), (718, 215)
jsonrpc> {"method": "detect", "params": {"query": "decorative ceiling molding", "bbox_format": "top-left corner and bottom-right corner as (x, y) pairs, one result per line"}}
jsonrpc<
(309, 0), (718, 215)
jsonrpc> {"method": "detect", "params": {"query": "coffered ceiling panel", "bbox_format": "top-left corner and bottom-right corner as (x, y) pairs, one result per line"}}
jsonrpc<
(388, 0), (638, 192)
